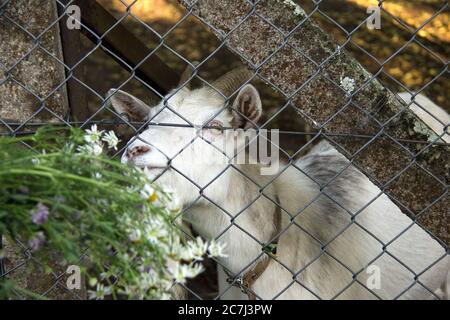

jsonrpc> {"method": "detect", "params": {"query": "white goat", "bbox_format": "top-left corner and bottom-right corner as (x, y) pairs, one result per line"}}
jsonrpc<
(108, 67), (449, 300)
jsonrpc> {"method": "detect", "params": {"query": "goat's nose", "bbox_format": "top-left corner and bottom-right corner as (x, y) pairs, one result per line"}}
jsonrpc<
(126, 145), (151, 159)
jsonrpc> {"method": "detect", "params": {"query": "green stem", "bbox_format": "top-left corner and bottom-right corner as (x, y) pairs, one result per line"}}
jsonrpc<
(0, 168), (111, 188)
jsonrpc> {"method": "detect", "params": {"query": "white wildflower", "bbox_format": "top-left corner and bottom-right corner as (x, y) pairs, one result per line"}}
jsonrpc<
(139, 270), (158, 289)
(340, 76), (356, 96)
(65, 142), (76, 152)
(168, 262), (188, 284)
(185, 263), (204, 278)
(87, 283), (111, 300)
(166, 236), (188, 260)
(141, 183), (157, 202)
(141, 166), (152, 177)
(102, 130), (120, 150)
(91, 143), (103, 156)
(169, 262), (204, 284)
(31, 158), (40, 165)
(187, 237), (209, 261)
(166, 193), (181, 213)
(94, 172), (102, 179)
(159, 292), (172, 300)
(77, 143), (103, 156)
(208, 240), (228, 258)
(84, 124), (104, 144)
(76, 145), (86, 154)
(128, 228), (142, 242)
(145, 217), (168, 243)
(177, 247), (194, 262)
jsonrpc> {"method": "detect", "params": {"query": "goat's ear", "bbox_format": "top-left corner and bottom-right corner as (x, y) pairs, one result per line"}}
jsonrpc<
(107, 89), (151, 121)
(231, 84), (262, 128)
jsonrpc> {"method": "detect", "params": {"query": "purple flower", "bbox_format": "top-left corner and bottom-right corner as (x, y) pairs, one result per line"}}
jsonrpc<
(30, 202), (50, 225)
(28, 231), (46, 252)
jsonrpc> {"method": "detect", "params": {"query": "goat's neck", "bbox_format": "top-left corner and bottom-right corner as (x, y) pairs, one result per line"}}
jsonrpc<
(187, 163), (278, 274)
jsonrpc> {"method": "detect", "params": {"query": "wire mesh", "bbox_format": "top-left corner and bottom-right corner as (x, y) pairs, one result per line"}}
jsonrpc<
(0, 0), (448, 300)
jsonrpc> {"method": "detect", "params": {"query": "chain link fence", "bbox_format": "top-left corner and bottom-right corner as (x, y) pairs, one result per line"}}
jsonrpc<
(0, 0), (449, 300)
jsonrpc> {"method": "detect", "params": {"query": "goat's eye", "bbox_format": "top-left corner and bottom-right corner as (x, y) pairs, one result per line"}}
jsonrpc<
(207, 120), (224, 134)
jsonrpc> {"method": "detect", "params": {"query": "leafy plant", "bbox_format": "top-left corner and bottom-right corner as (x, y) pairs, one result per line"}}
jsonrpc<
(0, 126), (225, 299)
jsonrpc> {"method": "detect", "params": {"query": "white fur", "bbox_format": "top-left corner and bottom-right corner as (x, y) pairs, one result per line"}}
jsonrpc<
(111, 86), (449, 300)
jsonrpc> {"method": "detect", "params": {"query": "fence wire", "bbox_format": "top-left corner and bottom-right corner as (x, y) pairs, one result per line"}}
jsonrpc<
(0, 0), (449, 300)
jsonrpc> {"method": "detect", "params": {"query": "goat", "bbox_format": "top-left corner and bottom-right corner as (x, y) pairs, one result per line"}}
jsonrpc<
(108, 67), (449, 300)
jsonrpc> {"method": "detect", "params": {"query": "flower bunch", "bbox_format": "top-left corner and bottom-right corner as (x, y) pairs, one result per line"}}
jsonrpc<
(77, 124), (119, 155)
(0, 126), (226, 300)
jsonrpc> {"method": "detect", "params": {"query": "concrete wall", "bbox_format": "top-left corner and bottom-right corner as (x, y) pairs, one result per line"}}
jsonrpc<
(0, 0), (85, 299)
(0, 0), (68, 126)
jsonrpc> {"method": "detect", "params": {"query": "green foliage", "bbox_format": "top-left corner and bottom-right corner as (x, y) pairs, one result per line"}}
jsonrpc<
(0, 126), (216, 300)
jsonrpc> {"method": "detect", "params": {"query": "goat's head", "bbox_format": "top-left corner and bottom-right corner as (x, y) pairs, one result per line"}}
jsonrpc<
(108, 66), (263, 205)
